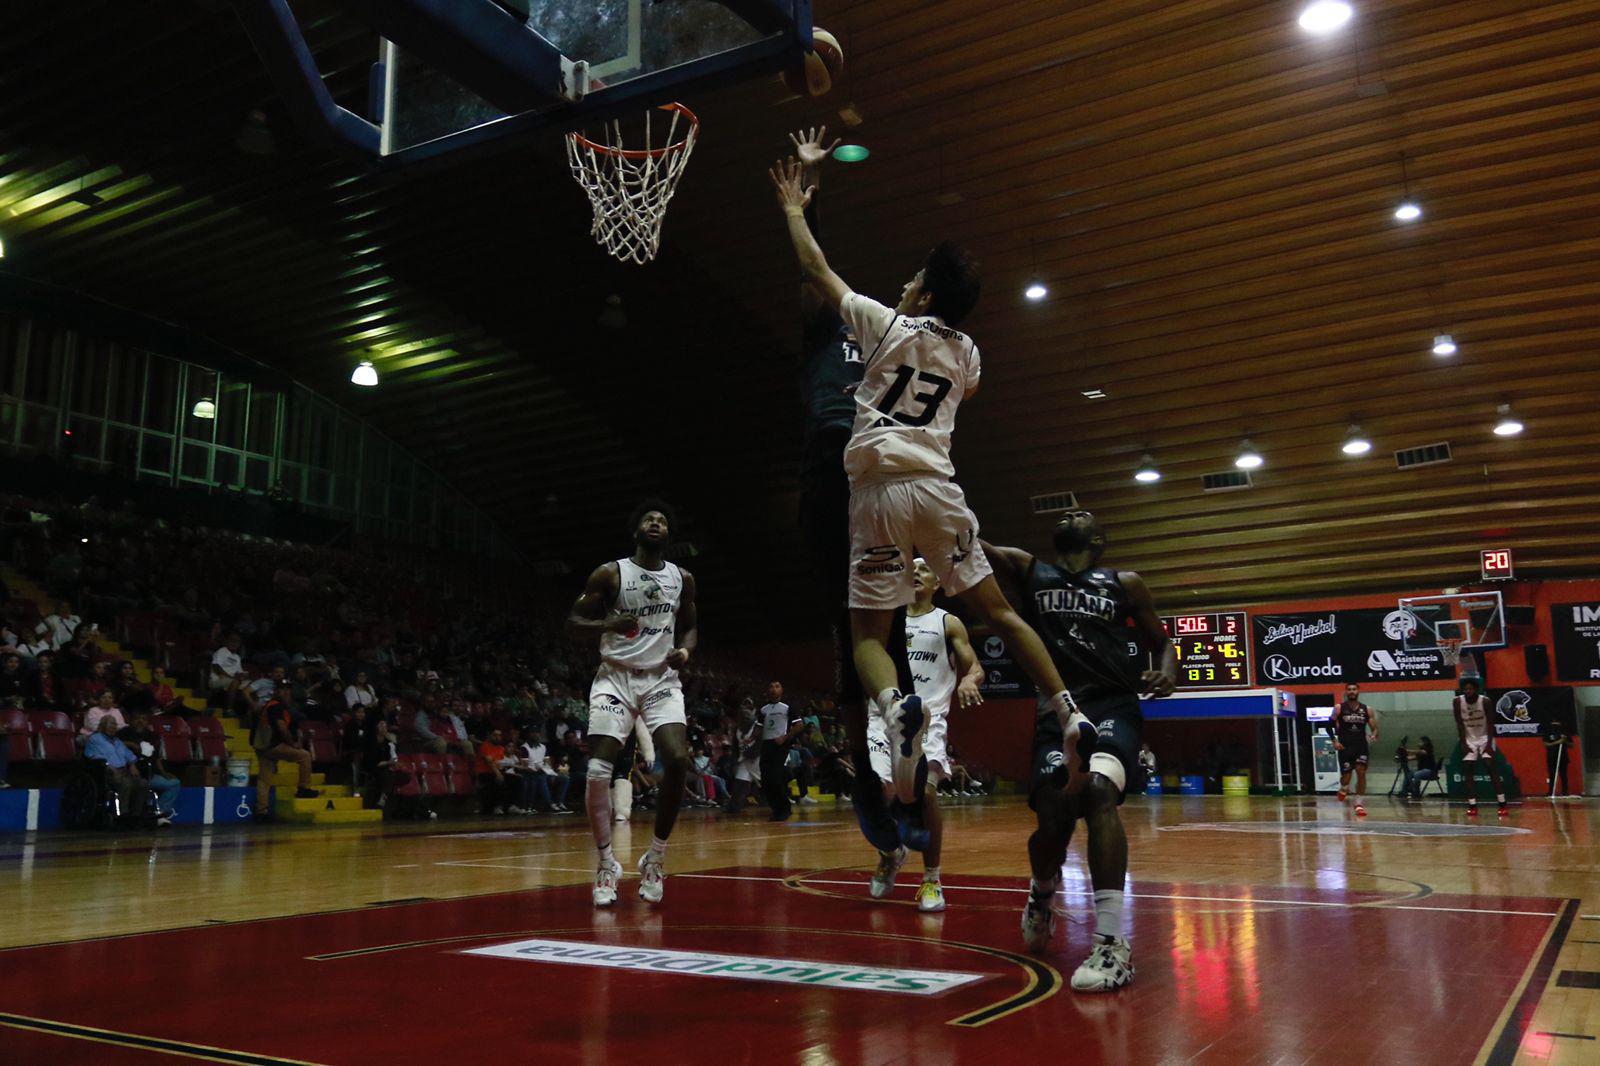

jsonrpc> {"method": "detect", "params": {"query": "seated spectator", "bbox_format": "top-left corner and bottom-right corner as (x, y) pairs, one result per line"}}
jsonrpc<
(114, 661), (157, 716)
(250, 681), (318, 818)
(343, 704), (373, 788)
(118, 711), (180, 822)
(344, 670), (377, 713)
(81, 689), (127, 741)
(362, 716), (399, 810)
(476, 728), (522, 815)
(247, 665), (287, 708)
(691, 741), (726, 806)
(34, 599), (80, 651)
(1401, 736), (1439, 800)
(210, 631), (253, 714)
(0, 651), (29, 706)
(29, 651), (66, 711)
(147, 665), (179, 713)
(85, 715), (158, 824)
(515, 728), (571, 813)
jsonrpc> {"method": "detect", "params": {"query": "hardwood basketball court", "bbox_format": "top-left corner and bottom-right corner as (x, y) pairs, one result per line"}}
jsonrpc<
(4, 795), (1597, 1064)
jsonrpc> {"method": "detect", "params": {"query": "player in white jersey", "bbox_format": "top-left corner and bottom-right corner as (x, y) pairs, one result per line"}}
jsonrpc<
(1452, 676), (1507, 817)
(865, 559), (984, 911)
(567, 503), (699, 907)
(769, 159), (1096, 807)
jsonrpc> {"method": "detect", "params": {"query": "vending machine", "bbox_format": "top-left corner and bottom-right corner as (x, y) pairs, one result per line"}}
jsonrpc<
(1304, 704), (1342, 793)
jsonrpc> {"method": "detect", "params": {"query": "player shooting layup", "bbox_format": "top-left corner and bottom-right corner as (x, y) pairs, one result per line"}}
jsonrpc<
(568, 504), (699, 907)
(866, 558), (985, 911)
(769, 158), (1095, 809)
(984, 510), (1177, 992)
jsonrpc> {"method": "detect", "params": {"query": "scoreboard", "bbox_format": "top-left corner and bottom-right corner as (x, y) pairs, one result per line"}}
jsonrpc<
(1160, 612), (1250, 689)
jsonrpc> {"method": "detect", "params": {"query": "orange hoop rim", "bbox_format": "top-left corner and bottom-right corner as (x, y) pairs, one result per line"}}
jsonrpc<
(568, 102), (699, 161)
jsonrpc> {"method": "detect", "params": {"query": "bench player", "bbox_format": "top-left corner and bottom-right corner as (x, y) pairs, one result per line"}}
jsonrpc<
(769, 157), (1094, 811)
(866, 558), (985, 911)
(981, 511), (1177, 992)
(1329, 683), (1378, 815)
(567, 503), (698, 907)
(1453, 677), (1507, 817)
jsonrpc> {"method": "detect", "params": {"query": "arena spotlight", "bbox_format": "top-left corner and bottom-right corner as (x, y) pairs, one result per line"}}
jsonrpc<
(1394, 200), (1422, 222)
(1341, 424), (1372, 455)
(1133, 454), (1161, 483)
(1024, 281), (1048, 301)
(191, 397), (216, 419)
(1431, 333), (1457, 356)
(1298, 1), (1354, 35)
(1492, 404), (1523, 436)
(351, 360), (379, 387)
(1234, 439), (1264, 470)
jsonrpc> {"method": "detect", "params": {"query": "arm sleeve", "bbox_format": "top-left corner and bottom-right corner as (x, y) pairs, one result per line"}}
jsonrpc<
(964, 342), (982, 398)
(840, 292), (896, 354)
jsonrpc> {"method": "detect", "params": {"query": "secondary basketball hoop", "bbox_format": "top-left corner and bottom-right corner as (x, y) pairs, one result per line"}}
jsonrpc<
(566, 103), (699, 265)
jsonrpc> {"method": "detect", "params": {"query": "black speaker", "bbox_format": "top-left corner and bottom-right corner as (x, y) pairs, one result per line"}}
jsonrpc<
(1506, 604), (1536, 627)
(1524, 644), (1550, 680)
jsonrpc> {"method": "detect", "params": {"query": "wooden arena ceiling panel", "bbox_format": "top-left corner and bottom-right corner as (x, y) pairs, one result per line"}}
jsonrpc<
(2, 1), (1598, 632)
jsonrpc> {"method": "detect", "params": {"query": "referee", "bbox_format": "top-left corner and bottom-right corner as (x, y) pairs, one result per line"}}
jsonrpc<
(759, 681), (802, 822)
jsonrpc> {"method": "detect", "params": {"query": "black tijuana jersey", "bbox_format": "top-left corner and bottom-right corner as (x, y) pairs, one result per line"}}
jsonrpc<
(1022, 559), (1143, 709)
(1331, 702), (1371, 745)
(799, 308), (863, 477)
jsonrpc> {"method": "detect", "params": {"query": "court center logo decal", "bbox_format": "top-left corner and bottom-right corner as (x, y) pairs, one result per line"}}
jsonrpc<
(464, 939), (987, 995)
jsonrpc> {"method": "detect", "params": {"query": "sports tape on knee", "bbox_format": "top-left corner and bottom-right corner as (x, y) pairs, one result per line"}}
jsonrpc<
(587, 759), (614, 781)
(1090, 752), (1126, 794)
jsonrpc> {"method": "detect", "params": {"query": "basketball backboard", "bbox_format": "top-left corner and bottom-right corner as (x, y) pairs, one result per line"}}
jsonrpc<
(232, 0), (810, 166)
(379, 0), (811, 162)
(1397, 590), (1507, 652)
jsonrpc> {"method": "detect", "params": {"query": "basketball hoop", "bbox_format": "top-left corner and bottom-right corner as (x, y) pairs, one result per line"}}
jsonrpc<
(565, 103), (699, 265)
(1438, 637), (1465, 668)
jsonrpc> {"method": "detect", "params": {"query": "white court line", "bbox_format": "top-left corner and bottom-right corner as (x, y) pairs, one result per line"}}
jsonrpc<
(432, 826), (861, 870)
(676, 874), (1561, 919)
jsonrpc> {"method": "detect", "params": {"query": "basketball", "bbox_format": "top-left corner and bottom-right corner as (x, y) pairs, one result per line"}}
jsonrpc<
(781, 28), (844, 97)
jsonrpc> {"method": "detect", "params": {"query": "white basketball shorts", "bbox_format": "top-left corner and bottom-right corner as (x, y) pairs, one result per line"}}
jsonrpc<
(1461, 735), (1493, 762)
(848, 477), (993, 610)
(865, 702), (950, 786)
(587, 661), (685, 743)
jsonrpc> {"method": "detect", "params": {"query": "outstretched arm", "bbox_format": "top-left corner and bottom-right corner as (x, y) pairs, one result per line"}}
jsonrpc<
(1122, 571), (1177, 698)
(770, 157), (850, 313)
(945, 613), (986, 710)
(792, 127), (841, 315)
(666, 571), (698, 669)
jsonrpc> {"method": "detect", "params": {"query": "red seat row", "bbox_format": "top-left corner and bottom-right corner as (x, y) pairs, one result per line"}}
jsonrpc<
(390, 754), (476, 799)
(0, 709), (229, 766)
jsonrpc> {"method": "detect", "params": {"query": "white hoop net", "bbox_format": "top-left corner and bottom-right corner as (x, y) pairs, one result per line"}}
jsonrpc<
(565, 104), (699, 265)
(1438, 638), (1465, 667)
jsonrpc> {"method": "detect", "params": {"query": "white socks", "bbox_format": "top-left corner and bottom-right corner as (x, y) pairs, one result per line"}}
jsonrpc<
(1094, 889), (1124, 940)
(648, 835), (668, 859)
(598, 843), (615, 866)
(1030, 876), (1059, 900)
(924, 865), (940, 884)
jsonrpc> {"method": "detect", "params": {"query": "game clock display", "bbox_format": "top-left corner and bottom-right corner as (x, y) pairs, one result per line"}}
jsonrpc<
(1161, 612), (1250, 689)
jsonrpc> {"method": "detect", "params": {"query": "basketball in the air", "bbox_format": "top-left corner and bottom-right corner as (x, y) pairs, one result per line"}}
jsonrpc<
(781, 28), (844, 97)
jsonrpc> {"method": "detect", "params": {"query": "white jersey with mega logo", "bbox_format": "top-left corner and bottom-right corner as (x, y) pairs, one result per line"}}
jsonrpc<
(905, 608), (957, 715)
(1456, 695), (1490, 740)
(839, 292), (981, 486)
(599, 558), (683, 670)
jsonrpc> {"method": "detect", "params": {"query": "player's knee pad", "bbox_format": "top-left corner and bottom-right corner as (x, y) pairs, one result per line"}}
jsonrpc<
(586, 759), (614, 782)
(1089, 752), (1126, 798)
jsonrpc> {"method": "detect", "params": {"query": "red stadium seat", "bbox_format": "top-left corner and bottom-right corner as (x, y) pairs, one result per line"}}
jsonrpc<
(390, 755), (421, 798)
(188, 716), (230, 763)
(30, 711), (77, 762)
(444, 755), (475, 796)
(414, 754), (449, 798)
(152, 715), (194, 765)
(2, 708), (34, 763)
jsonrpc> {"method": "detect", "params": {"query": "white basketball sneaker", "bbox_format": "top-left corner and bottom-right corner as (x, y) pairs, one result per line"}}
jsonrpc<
(869, 846), (907, 899)
(592, 856), (624, 908)
(637, 850), (666, 904)
(1021, 893), (1057, 954)
(1071, 935), (1135, 992)
(882, 693), (927, 804)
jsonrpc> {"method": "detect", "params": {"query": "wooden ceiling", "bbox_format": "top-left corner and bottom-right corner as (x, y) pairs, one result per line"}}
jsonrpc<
(4, 0), (1599, 635)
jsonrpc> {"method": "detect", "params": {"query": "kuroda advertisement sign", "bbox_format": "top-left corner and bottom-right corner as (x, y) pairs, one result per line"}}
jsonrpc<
(1252, 609), (1450, 685)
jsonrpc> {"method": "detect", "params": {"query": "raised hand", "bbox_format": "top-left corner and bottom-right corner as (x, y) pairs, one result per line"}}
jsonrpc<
(768, 157), (814, 213)
(789, 125), (841, 169)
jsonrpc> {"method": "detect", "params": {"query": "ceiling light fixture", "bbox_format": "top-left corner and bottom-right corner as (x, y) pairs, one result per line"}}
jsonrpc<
(1341, 424), (1372, 455)
(1431, 333), (1457, 356)
(832, 144), (869, 163)
(1393, 200), (1422, 222)
(1134, 454), (1161, 483)
(1024, 281), (1048, 301)
(191, 397), (217, 420)
(351, 360), (379, 387)
(1235, 439), (1264, 470)
(1298, 1), (1354, 35)
(1492, 404), (1523, 437)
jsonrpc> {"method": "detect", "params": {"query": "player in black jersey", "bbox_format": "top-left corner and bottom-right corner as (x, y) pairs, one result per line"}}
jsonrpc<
(788, 127), (921, 877)
(983, 511), (1176, 992)
(1328, 683), (1379, 816)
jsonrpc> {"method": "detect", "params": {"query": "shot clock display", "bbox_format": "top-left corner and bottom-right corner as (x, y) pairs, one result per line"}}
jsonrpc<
(1160, 612), (1250, 689)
